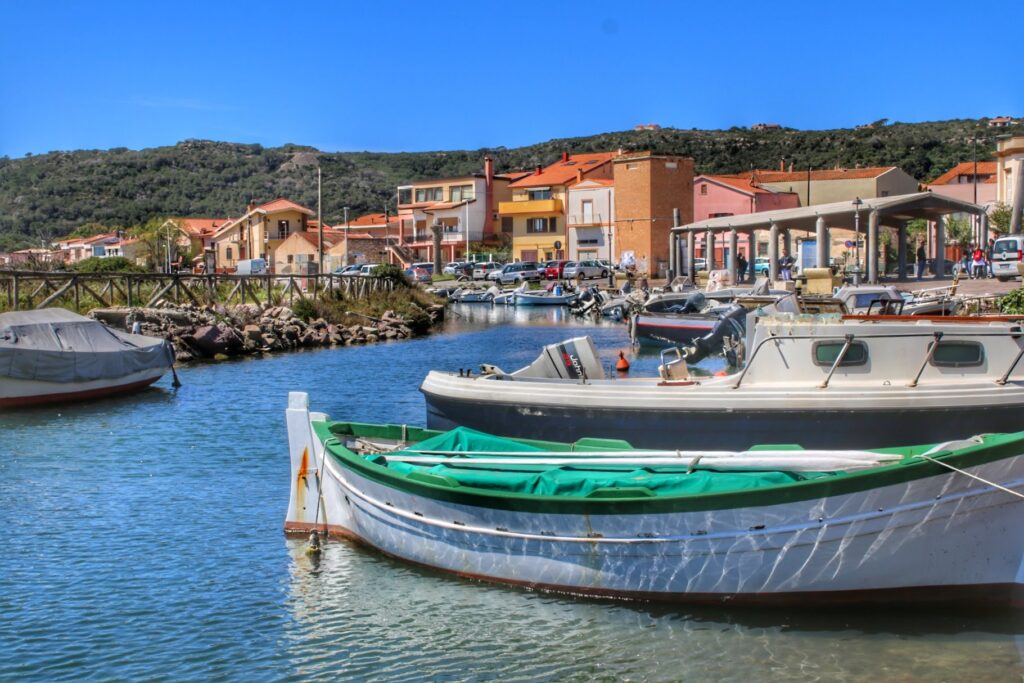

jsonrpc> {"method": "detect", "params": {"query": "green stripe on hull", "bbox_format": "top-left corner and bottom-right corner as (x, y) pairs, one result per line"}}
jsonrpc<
(314, 421), (1024, 515)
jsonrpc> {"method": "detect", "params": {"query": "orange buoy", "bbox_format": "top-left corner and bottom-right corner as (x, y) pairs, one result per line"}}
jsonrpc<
(714, 370), (728, 377)
(616, 351), (630, 372)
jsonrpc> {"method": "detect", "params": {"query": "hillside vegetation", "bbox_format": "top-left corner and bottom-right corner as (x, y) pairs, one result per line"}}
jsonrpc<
(0, 118), (1019, 250)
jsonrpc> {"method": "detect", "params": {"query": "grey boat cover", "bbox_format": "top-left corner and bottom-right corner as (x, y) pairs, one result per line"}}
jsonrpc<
(0, 309), (173, 383)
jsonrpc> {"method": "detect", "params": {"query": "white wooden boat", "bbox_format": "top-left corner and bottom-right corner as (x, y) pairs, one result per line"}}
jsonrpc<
(514, 289), (579, 306)
(422, 313), (1024, 449)
(285, 392), (1024, 607)
(0, 309), (175, 407)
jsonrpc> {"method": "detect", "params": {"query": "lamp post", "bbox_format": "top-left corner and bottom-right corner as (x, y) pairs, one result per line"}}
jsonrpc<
(317, 165), (323, 273)
(852, 196), (863, 286)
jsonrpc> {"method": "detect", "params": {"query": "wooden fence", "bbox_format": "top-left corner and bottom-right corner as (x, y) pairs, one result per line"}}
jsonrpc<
(0, 271), (398, 311)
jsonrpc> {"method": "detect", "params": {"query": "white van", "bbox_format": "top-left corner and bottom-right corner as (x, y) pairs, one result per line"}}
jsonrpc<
(235, 258), (267, 275)
(991, 236), (1024, 281)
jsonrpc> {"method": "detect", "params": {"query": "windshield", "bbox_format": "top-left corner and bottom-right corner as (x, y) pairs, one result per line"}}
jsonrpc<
(994, 240), (1020, 255)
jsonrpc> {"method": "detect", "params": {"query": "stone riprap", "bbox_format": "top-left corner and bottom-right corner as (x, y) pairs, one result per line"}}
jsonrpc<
(89, 302), (444, 362)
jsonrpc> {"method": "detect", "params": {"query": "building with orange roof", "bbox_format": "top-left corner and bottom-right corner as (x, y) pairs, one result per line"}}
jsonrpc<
(692, 174), (800, 263)
(210, 198), (315, 271)
(926, 161), (997, 207)
(720, 165), (919, 207)
(500, 151), (616, 262)
(395, 157), (520, 264)
(566, 178), (615, 261)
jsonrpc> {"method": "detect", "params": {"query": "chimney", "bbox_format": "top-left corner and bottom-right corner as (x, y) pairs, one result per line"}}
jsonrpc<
(483, 156), (494, 187)
(779, 160), (785, 172)
(535, 164), (543, 175)
(562, 151), (569, 162)
(483, 156), (494, 238)
(576, 169), (584, 183)
(788, 162), (794, 173)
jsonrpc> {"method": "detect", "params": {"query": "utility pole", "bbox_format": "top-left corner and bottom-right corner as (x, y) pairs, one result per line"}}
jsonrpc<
(317, 166), (323, 272)
(343, 206), (350, 267)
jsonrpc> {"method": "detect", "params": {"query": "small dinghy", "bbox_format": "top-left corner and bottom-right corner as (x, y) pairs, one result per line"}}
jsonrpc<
(514, 286), (578, 306)
(285, 391), (1024, 607)
(0, 308), (175, 407)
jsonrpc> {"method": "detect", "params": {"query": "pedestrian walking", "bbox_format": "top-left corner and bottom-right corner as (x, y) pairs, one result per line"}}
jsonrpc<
(736, 252), (748, 283)
(972, 244), (986, 280)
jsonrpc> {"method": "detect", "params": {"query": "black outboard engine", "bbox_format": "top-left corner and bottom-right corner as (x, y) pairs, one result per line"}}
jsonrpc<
(682, 304), (747, 364)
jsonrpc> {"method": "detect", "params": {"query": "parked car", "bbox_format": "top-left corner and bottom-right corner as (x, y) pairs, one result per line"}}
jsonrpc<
(442, 261), (464, 275)
(358, 263), (383, 277)
(235, 258), (267, 275)
(472, 262), (503, 280)
(544, 259), (570, 279)
(404, 266), (432, 284)
(753, 257), (771, 276)
(492, 262), (543, 284)
(595, 259), (615, 272)
(334, 264), (362, 277)
(563, 260), (608, 280)
(992, 236), (1024, 281)
(411, 262), (434, 275)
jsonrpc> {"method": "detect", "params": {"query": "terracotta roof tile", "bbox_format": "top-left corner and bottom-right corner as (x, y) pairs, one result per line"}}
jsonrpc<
(929, 161), (998, 185)
(723, 167), (898, 183)
(256, 198), (315, 215)
(509, 152), (617, 188)
(178, 218), (229, 236)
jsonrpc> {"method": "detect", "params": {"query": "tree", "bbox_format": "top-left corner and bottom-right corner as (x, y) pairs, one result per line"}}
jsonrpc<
(990, 203), (1013, 235)
(945, 215), (973, 247)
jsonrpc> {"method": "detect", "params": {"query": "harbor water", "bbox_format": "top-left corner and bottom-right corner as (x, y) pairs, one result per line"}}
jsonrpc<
(2, 305), (1023, 681)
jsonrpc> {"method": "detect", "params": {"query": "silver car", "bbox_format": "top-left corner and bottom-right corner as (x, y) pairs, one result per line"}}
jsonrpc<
(472, 262), (503, 280)
(563, 259), (608, 280)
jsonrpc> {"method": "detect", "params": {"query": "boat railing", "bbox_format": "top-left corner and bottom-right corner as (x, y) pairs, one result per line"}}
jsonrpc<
(732, 327), (1024, 390)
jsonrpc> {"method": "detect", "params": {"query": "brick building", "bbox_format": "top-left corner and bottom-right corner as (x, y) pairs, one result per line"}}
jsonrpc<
(612, 152), (693, 276)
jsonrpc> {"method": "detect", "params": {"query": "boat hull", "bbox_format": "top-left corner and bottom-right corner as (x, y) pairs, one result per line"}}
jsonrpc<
(422, 386), (1024, 450)
(514, 293), (577, 306)
(284, 406), (1024, 606)
(0, 368), (166, 407)
(632, 313), (717, 346)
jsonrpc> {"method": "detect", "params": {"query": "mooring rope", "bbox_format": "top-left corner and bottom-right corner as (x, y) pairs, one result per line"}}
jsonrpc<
(913, 453), (1024, 501)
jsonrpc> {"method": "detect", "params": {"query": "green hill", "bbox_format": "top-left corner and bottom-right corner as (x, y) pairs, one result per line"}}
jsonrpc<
(0, 118), (1018, 250)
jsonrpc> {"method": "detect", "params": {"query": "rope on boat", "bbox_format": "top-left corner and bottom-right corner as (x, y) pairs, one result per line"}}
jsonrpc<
(913, 452), (1024, 501)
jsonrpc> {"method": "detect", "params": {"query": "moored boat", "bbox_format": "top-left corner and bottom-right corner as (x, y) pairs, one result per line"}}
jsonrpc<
(285, 392), (1024, 607)
(0, 308), (175, 407)
(514, 289), (579, 306)
(422, 313), (1024, 449)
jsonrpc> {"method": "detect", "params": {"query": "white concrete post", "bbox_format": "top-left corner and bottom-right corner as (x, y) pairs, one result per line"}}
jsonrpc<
(746, 231), (757, 283)
(934, 215), (946, 278)
(705, 229), (715, 271)
(728, 228), (738, 284)
(897, 223), (908, 281)
(815, 216), (827, 269)
(867, 210), (879, 283)
(768, 222), (780, 281)
(686, 231), (696, 277)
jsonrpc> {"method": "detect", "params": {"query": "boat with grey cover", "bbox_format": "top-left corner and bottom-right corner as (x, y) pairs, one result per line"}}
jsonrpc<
(0, 308), (174, 407)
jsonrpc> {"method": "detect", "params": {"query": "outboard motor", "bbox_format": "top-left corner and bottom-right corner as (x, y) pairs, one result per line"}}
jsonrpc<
(666, 290), (705, 314)
(681, 304), (747, 364)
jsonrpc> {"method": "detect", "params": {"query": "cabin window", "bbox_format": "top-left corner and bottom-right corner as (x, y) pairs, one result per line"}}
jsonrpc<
(930, 341), (984, 368)
(813, 340), (868, 367)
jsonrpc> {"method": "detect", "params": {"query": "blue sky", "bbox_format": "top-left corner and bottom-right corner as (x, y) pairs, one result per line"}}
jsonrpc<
(1, 0), (1021, 158)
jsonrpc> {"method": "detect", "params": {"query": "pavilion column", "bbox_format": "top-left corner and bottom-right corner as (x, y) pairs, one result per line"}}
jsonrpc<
(668, 233), (677, 281)
(934, 215), (946, 278)
(980, 212), (989, 244)
(783, 229), (793, 259)
(746, 231), (757, 282)
(706, 229), (715, 271)
(728, 228), (738, 284)
(815, 216), (827, 268)
(867, 210), (879, 283)
(686, 231), (696, 277)
(768, 222), (780, 282)
(897, 222), (908, 282)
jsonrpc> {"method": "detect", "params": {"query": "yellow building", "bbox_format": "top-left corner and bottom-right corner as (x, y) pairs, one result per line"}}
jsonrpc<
(211, 199), (315, 271)
(500, 152), (615, 262)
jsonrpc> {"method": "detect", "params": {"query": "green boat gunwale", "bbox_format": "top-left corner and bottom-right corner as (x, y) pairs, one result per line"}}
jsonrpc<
(313, 421), (1024, 515)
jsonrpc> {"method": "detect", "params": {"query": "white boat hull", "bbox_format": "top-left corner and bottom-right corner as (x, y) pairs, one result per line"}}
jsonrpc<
(285, 395), (1024, 606)
(0, 367), (167, 407)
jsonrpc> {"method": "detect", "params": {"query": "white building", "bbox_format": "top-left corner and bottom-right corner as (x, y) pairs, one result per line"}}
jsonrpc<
(565, 178), (615, 261)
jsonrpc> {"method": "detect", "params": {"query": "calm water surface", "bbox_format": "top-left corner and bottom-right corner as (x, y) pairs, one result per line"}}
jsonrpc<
(2, 305), (1023, 682)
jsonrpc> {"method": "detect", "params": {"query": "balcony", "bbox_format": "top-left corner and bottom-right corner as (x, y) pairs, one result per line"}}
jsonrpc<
(567, 214), (608, 228)
(498, 199), (563, 215)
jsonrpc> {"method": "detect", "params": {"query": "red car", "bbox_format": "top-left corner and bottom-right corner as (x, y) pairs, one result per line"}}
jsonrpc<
(544, 259), (570, 280)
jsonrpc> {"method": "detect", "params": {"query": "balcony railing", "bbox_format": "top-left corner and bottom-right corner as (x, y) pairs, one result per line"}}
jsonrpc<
(567, 214), (608, 228)
(498, 199), (563, 215)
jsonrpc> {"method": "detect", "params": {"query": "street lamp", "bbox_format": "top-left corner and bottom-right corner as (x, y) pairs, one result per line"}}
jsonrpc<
(343, 207), (350, 267)
(852, 197), (863, 285)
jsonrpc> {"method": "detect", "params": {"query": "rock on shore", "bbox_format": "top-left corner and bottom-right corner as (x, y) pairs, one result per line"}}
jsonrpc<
(90, 301), (445, 363)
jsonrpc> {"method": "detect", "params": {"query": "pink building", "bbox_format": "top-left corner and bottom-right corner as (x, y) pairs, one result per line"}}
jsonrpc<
(926, 161), (997, 207)
(693, 175), (799, 261)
